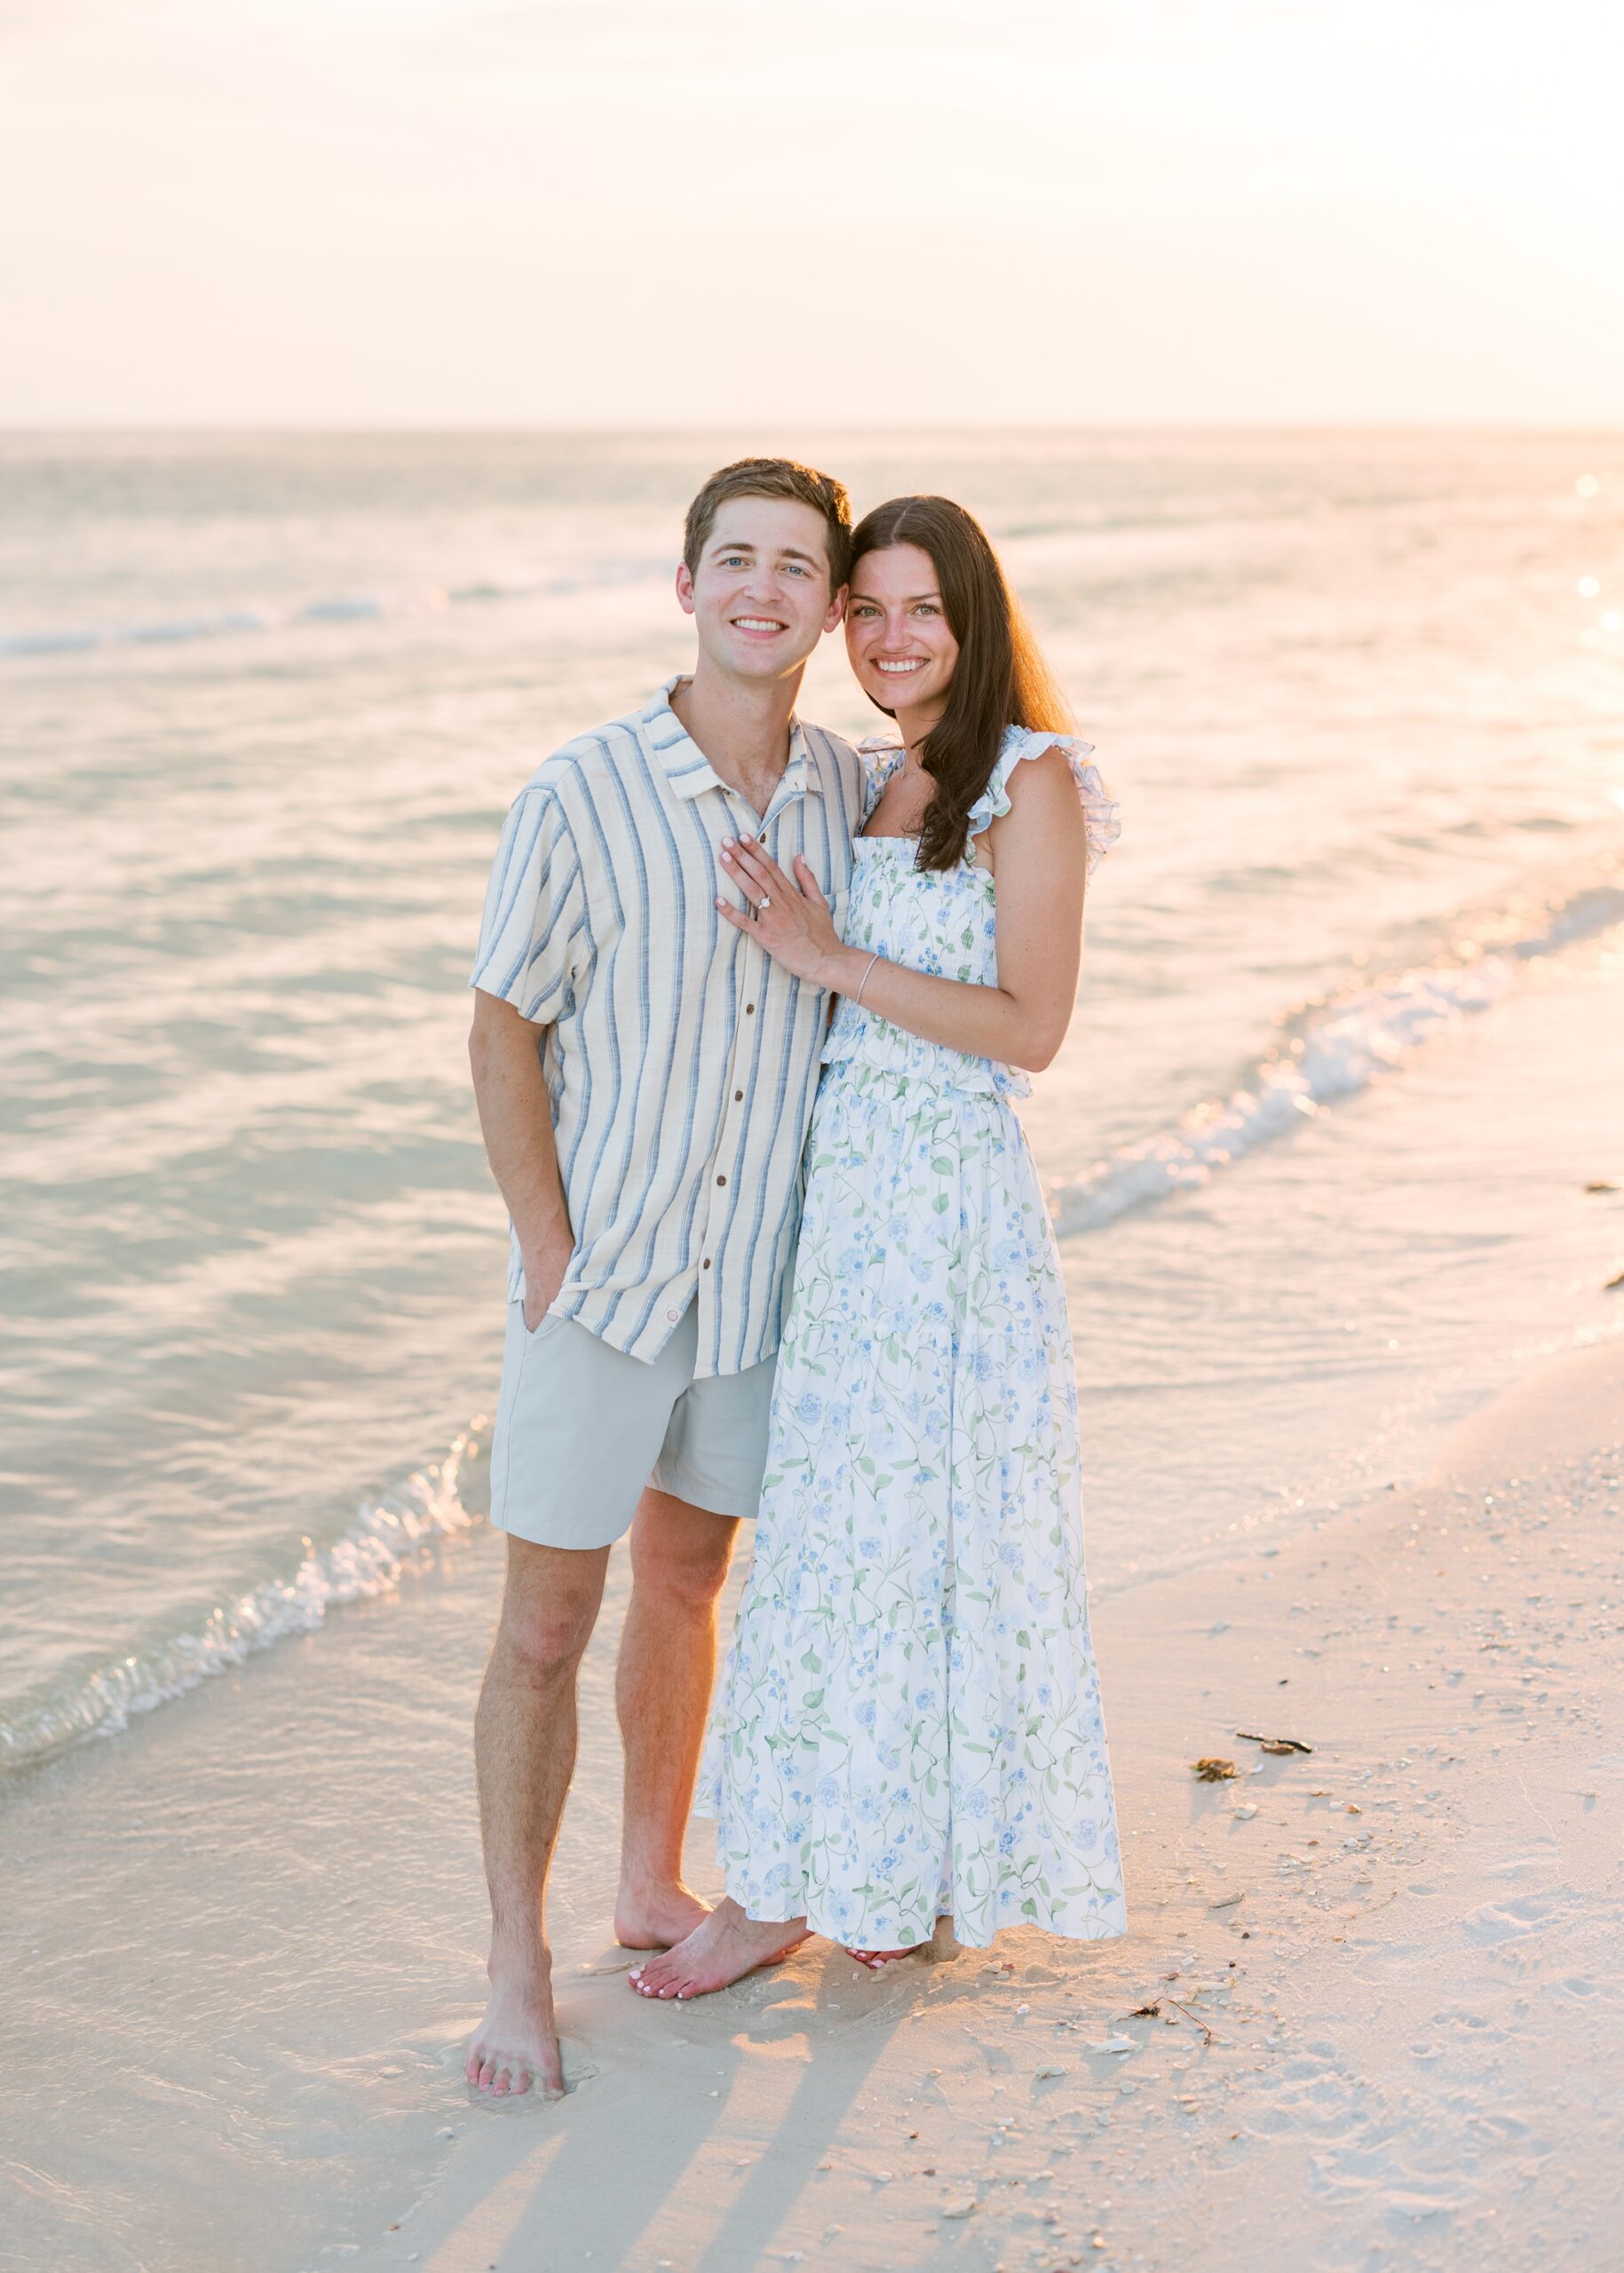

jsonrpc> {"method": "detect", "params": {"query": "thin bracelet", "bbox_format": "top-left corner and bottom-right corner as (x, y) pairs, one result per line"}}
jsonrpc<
(852, 950), (882, 1007)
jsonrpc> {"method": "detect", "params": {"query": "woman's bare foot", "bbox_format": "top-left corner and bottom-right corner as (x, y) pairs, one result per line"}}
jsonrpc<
(627, 1897), (809, 2000)
(464, 1943), (565, 2098)
(846, 1944), (921, 1969)
(613, 1875), (710, 1952)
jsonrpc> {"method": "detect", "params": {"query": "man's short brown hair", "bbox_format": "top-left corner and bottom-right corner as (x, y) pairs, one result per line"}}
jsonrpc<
(683, 457), (852, 591)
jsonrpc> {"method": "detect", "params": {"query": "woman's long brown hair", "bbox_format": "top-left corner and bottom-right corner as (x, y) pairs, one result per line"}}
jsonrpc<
(849, 495), (1074, 873)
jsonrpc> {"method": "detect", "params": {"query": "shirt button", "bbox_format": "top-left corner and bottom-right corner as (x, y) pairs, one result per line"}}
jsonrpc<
(702, 1258), (711, 1270)
(745, 1002), (756, 1015)
(667, 1308), (679, 1320)
(716, 1174), (726, 1187)
(733, 1089), (743, 1102)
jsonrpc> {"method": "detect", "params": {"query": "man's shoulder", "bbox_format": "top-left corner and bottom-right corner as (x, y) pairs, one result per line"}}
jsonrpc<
(797, 719), (867, 788)
(504, 703), (651, 812)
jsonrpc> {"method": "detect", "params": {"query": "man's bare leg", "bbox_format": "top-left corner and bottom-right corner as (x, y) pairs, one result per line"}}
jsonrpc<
(613, 1488), (739, 1949)
(465, 1535), (608, 2097)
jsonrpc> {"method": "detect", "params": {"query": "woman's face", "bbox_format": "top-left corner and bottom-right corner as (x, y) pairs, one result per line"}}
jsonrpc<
(844, 543), (960, 717)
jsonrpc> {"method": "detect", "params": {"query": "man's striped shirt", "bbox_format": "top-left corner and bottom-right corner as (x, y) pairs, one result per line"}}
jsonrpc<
(471, 677), (867, 1377)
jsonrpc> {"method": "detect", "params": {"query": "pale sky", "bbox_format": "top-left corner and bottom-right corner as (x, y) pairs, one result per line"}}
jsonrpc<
(2, 0), (1620, 425)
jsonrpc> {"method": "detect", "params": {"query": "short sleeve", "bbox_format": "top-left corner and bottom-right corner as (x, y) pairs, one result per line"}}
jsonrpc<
(470, 787), (587, 1024)
(966, 727), (1121, 880)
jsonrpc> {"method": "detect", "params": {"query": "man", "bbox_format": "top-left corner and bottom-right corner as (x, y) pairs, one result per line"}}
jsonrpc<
(463, 457), (864, 2097)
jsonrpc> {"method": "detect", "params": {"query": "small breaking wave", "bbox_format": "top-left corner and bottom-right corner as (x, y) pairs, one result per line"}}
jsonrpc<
(0, 558), (670, 659)
(1050, 877), (1624, 1237)
(0, 1428), (487, 1776)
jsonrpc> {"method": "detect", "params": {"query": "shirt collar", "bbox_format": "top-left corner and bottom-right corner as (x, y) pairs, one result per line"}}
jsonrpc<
(638, 675), (821, 803)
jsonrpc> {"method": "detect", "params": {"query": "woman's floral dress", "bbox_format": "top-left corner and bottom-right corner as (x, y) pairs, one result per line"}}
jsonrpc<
(697, 727), (1128, 1951)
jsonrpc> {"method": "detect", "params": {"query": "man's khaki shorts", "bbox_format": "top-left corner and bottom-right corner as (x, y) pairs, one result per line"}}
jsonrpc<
(487, 1300), (776, 1550)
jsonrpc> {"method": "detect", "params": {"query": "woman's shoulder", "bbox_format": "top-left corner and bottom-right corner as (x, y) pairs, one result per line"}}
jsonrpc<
(968, 726), (1121, 876)
(857, 735), (907, 820)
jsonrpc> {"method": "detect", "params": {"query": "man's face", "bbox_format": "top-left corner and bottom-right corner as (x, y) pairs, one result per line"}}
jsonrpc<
(676, 495), (846, 680)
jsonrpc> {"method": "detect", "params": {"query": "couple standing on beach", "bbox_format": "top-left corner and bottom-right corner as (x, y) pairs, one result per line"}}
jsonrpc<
(463, 458), (1127, 2099)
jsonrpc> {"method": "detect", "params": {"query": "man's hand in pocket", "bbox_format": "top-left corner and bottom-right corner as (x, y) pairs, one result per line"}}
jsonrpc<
(519, 1227), (574, 1333)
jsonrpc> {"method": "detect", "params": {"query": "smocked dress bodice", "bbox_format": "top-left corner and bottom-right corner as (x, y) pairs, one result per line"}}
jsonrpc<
(821, 725), (1121, 1100)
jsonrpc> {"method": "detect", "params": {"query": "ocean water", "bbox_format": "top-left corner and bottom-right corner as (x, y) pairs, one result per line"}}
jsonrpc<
(3, 427), (1623, 1780)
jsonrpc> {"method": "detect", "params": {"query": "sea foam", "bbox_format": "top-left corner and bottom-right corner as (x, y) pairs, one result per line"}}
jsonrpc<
(0, 1430), (486, 1774)
(1049, 879), (1624, 1237)
(0, 560), (670, 659)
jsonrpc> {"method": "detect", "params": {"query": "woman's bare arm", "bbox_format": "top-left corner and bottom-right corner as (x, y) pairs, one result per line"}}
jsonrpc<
(717, 748), (1089, 1073)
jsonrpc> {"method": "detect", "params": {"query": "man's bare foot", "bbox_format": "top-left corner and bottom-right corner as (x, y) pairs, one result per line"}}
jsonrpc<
(613, 1875), (711, 1952)
(846, 1944), (921, 1969)
(627, 1897), (809, 2000)
(464, 1946), (564, 2098)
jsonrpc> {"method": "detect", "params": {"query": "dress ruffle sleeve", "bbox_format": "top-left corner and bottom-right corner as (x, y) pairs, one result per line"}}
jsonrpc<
(857, 735), (907, 825)
(965, 727), (1121, 880)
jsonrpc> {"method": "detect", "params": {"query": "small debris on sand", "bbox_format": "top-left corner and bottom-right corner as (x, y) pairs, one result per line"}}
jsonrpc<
(1236, 1731), (1312, 1754)
(1192, 1757), (1237, 1781)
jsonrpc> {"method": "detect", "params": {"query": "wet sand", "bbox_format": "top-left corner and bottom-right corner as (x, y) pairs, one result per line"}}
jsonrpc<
(355, 1342), (1621, 2273)
(6, 1341), (1619, 2273)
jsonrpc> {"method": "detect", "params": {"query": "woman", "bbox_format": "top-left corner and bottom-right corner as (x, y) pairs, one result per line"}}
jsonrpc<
(630, 495), (1126, 1999)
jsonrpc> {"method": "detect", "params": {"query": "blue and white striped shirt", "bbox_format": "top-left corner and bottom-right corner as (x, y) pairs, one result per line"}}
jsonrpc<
(471, 677), (867, 1376)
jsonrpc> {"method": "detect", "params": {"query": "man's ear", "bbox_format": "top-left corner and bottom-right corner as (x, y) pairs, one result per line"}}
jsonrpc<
(824, 582), (849, 632)
(675, 561), (697, 617)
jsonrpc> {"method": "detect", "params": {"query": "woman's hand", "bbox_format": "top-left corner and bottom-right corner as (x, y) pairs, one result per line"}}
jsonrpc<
(717, 836), (844, 986)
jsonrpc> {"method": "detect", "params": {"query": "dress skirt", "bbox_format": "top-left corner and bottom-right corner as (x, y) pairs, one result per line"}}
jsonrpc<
(697, 1057), (1127, 1951)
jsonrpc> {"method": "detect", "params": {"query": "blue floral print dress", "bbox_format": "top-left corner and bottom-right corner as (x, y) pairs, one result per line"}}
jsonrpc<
(697, 727), (1128, 1951)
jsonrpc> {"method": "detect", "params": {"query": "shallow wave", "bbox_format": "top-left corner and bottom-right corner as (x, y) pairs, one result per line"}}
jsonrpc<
(0, 1429), (486, 1776)
(8, 876), (1619, 1770)
(1050, 877), (1624, 1238)
(0, 559), (669, 658)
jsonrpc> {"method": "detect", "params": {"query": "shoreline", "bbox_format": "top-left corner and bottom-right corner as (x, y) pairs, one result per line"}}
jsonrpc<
(345, 1335), (1621, 2273)
(2, 1334), (1619, 2269)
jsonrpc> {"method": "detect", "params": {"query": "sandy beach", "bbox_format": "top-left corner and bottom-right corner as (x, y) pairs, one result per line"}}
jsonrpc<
(5, 1334), (1620, 2273)
(365, 1342), (1622, 2273)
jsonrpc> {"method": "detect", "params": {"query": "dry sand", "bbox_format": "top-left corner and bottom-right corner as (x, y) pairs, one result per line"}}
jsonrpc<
(4, 1343), (1620, 2273)
(360, 1342), (1624, 2273)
